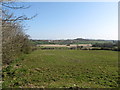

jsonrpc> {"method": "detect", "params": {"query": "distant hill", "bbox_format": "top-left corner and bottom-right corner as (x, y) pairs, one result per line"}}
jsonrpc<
(30, 38), (117, 45)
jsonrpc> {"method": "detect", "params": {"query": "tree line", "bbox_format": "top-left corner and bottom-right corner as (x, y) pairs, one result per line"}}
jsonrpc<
(1, 0), (36, 65)
(92, 42), (120, 51)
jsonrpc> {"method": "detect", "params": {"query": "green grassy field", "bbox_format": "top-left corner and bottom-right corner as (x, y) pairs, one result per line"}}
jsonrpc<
(3, 50), (118, 88)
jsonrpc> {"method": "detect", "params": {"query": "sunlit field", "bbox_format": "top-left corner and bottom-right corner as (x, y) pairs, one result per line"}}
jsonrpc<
(3, 50), (118, 88)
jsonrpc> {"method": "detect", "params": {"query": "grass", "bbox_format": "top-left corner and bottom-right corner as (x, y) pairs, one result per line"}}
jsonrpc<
(3, 50), (119, 88)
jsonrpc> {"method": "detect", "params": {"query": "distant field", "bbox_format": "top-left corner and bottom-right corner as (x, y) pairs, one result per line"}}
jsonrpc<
(32, 40), (114, 45)
(3, 50), (118, 88)
(38, 44), (92, 47)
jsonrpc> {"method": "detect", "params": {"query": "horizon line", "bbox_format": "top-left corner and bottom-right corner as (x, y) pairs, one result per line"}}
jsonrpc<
(30, 38), (118, 41)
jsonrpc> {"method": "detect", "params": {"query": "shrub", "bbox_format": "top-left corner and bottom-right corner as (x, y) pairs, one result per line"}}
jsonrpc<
(2, 22), (32, 65)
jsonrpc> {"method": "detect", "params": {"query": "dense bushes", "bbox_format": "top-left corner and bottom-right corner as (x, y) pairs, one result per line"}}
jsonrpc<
(1, 1), (34, 65)
(92, 43), (114, 48)
(2, 22), (32, 65)
(92, 42), (119, 51)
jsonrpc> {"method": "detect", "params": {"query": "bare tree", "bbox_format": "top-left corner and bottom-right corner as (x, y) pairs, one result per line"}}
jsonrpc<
(1, 0), (36, 65)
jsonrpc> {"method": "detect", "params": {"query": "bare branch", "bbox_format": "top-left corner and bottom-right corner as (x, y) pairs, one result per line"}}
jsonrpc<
(2, 14), (38, 22)
(2, 2), (31, 9)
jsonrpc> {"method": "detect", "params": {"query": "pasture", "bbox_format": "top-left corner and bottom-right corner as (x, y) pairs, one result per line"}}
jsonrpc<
(3, 50), (118, 88)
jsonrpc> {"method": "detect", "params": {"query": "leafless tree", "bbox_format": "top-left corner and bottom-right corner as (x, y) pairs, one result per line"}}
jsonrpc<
(1, 0), (36, 65)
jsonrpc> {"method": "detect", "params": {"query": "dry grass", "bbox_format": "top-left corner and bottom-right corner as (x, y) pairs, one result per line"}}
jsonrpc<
(39, 44), (92, 48)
